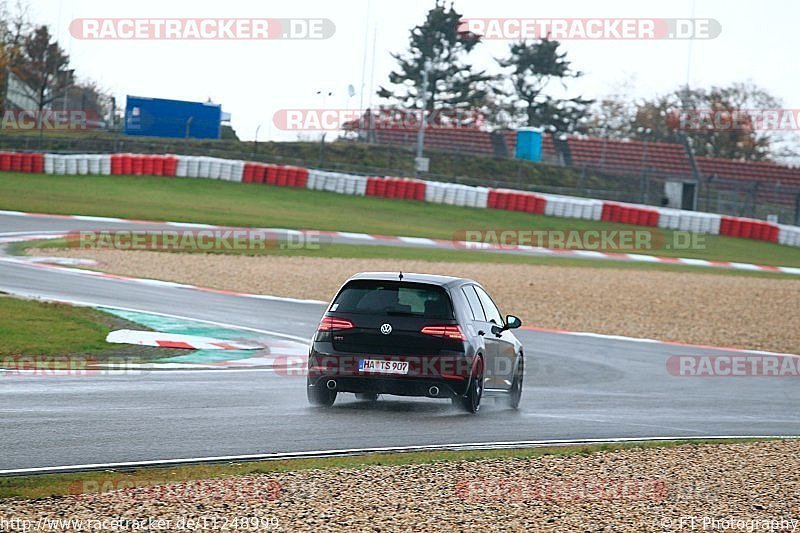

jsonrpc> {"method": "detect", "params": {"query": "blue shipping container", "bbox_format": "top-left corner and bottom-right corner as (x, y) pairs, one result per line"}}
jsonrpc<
(124, 96), (222, 139)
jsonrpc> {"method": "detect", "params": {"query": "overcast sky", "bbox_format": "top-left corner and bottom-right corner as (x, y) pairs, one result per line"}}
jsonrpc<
(19, 0), (800, 142)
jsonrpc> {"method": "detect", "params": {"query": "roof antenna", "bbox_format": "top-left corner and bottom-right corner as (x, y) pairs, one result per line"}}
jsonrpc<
(398, 271), (403, 281)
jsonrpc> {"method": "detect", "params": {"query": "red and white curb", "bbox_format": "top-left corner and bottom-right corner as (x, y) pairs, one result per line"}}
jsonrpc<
(213, 342), (308, 369)
(1, 209), (799, 275)
(95, 338), (309, 371)
(106, 329), (265, 350)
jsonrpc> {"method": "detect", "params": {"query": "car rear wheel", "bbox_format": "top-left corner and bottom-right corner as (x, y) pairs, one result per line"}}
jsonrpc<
(506, 356), (524, 410)
(454, 357), (483, 413)
(307, 380), (337, 407)
(354, 393), (379, 402)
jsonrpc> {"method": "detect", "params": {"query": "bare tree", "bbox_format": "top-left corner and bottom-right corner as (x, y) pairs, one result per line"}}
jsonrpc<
(0, 0), (30, 114)
(17, 24), (73, 131)
(52, 79), (115, 127)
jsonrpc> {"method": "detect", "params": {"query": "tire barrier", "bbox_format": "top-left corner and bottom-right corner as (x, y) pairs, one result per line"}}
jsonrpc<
(720, 216), (779, 243)
(422, 181), (489, 208)
(778, 225), (800, 247)
(601, 202), (660, 227)
(657, 208), (721, 234)
(366, 176), (425, 200)
(109, 154), (178, 177)
(242, 162), (308, 188)
(487, 189), (546, 214)
(307, 170), (367, 195)
(0, 152), (44, 173)
(541, 194), (603, 220)
(43, 154), (110, 176)
(155, 155), (239, 181)
(0, 150), (798, 247)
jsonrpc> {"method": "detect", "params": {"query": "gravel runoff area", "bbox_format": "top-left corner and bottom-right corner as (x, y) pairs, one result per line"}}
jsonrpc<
(1, 440), (799, 531)
(36, 249), (800, 354)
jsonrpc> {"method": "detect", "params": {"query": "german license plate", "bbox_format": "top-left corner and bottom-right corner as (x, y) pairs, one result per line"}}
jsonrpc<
(358, 359), (409, 375)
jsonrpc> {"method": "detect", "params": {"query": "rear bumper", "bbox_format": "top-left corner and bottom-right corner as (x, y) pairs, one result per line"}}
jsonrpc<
(308, 375), (466, 398)
(307, 349), (472, 398)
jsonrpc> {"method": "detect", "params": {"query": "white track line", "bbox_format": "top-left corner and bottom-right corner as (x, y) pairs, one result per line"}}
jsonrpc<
(2, 210), (799, 274)
(521, 327), (800, 358)
(337, 231), (374, 240)
(398, 236), (437, 245)
(1, 435), (796, 476)
(0, 253), (328, 305)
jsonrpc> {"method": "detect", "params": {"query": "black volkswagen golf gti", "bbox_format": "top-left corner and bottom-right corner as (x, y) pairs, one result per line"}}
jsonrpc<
(307, 272), (524, 413)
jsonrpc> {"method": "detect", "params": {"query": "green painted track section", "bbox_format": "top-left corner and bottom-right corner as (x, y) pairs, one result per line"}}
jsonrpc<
(99, 308), (266, 364)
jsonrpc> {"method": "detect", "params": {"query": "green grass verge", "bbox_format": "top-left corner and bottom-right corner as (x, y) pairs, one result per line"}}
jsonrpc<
(0, 438), (779, 500)
(0, 295), (178, 362)
(1, 172), (799, 267)
(0, 296), (116, 356)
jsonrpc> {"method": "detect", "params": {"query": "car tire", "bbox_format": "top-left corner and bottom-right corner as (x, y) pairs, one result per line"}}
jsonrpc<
(506, 355), (524, 410)
(355, 393), (379, 402)
(307, 380), (337, 407)
(455, 357), (483, 414)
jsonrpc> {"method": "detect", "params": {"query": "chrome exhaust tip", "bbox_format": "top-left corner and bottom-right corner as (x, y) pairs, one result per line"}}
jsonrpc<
(326, 379), (337, 390)
(428, 386), (439, 396)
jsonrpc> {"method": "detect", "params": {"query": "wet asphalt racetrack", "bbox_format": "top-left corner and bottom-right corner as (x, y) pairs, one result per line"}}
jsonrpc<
(1, 213), (798, 470)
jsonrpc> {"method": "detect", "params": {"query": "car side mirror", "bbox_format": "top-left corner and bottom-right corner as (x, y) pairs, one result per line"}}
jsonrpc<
(505, 315), (522, 329)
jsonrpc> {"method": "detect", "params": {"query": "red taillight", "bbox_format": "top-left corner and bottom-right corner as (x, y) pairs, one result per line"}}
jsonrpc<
(318, 316), (355, 331)
(420, 325), (465, 341)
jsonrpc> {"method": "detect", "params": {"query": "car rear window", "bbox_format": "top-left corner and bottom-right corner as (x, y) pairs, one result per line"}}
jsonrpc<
(331, 281), (454, 319)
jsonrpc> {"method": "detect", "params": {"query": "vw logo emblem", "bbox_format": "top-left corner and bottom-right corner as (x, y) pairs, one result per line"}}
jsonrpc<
(380, 323), (393, 335)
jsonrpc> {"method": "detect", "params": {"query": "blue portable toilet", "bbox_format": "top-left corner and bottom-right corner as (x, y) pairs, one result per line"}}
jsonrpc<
(515, 127), (543, 162)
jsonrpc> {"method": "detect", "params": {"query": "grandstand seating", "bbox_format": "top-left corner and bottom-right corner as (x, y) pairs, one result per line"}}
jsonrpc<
(696, 157), (800, 186)
(364, 124), (800, 212)
(565, 137), (693, 177)
(374, 126), (497, 156)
